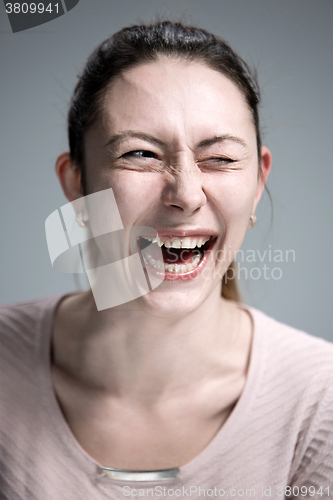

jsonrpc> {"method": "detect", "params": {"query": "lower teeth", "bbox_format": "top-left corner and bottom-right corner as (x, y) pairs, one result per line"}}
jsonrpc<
(143, 254), (201, 273)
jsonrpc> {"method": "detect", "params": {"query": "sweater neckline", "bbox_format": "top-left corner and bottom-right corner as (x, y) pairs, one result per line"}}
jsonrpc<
(37, 293), (266, 485)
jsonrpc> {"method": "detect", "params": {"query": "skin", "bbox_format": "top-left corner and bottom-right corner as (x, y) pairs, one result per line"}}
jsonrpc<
(54, 57), (271, 469)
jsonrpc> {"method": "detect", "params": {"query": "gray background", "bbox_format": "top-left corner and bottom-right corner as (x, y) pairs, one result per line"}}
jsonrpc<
(1, 0), (332, 340)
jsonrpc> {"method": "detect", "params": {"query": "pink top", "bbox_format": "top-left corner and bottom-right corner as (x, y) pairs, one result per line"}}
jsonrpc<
(0, 294), (332, 499)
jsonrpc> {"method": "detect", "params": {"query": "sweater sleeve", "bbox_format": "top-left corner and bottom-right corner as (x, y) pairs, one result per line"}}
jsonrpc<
(289, 375), (333, 499)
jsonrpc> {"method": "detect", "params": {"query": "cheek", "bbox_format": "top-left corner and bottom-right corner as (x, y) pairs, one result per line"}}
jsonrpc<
(97, 170), (163, 224)
(210, 171), (258, 223)
(208, 171), (259, 257)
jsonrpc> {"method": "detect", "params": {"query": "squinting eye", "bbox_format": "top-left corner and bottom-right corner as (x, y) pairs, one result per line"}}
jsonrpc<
(123, 150), (157, 159)
(198, 157), (236, 167)
(209, 157), (235, 163)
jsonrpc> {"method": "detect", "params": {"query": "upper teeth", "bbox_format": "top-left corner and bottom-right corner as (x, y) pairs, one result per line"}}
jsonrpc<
(142, 236), (210, 249)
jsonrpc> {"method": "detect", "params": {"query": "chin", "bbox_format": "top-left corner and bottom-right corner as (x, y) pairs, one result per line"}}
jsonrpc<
(132, 279), (219, 319)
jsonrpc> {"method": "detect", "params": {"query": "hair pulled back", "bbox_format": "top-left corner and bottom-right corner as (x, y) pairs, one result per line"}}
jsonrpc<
(68, 21), (263, 302)
(68, 21), (261, 185)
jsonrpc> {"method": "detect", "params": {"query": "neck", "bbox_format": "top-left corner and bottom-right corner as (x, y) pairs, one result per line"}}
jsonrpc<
(53, 287), (243, 406)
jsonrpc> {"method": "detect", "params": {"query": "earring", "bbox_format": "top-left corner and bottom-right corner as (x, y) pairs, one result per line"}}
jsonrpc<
(76, 211), (88, 228)
(248, 214), (257, 229)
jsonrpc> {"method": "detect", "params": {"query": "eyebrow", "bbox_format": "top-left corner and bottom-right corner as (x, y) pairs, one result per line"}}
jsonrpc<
(105, 132), (166, 149)
(196, 134), (247, 149)
(104, 131), (247, 150)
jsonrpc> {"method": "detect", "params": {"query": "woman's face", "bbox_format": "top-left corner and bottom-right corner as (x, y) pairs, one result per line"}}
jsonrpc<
(83, 58), (270, 317)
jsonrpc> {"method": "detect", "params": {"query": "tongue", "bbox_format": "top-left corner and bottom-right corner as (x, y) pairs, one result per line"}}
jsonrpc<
(162, 247), (198, 265)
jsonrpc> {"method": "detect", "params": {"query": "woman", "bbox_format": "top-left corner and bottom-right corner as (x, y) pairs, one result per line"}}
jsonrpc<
(1, 21), (332, 499)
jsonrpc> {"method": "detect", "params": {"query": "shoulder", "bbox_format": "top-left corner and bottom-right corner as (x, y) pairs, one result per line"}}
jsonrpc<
(244, 307), (333, 483)
(247, 307), (333, 448)
(249, 306), (333, 381)
(0, 294), (65, 361)
(0, 294), (61, 331)
(246, 306), (333, 431)
(252, 313), (333, 486)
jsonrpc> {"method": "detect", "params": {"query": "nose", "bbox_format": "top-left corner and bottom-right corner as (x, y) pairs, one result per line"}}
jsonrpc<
(161, 158), (207, 215)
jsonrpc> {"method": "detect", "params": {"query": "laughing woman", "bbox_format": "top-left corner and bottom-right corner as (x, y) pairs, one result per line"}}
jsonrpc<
(1, 22), (333, 500)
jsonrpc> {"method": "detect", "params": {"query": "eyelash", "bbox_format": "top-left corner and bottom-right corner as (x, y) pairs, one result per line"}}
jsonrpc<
(122, 150), (236, 164)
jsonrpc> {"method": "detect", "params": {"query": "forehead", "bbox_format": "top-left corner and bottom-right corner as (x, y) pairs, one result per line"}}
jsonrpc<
(97, 58), (256, 146)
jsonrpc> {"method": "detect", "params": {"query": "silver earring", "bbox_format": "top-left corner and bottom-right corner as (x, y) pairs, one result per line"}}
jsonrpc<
(248, 215), (257, 229)
(76, 211), (88, 227)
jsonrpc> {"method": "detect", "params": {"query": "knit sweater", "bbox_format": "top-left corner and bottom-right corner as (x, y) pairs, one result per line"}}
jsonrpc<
(0, 295), (332, 499)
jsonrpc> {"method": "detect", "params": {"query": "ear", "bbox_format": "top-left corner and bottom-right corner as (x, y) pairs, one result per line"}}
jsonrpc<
(252, 146), (272, 212)
(55, 152), (83, 202)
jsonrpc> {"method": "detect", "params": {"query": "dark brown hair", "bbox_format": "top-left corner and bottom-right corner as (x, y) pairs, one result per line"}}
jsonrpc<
(68, 21), (263, 302)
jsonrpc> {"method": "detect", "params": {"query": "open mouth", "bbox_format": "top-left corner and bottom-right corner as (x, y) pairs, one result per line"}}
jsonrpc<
(137, 235), (216, 276)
